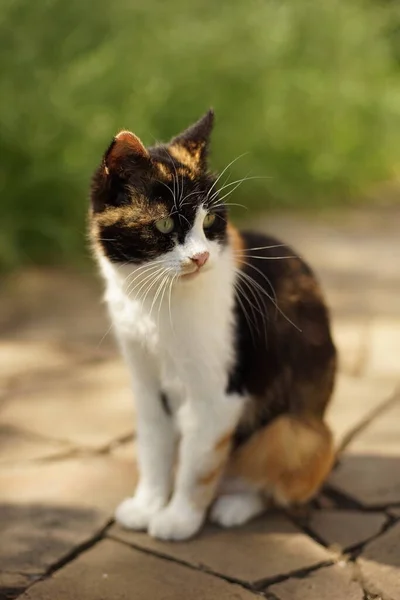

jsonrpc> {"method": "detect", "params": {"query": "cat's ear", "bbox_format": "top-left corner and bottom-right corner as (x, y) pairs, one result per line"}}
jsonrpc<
(91, 131), (150, 212)
(169, 109), (214, 171)
(103, 130), (150, 177)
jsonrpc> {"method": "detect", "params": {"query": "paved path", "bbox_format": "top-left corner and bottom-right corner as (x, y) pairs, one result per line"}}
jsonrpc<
(1, 207), (399, 600)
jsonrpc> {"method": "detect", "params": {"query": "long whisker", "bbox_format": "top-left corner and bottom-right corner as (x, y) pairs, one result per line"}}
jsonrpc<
(240, 244), (288, 252)
(129, 267), (165, 301)
(124, 262), (165, 295)
(149, 270), (171, 318)
(209, 175), (270, 202)
(168, 273), (177, 335)
(234, 279), (259, 344)
(236, 254), (297, 261)
(206, 153), (249, 201)
(239, 267), (302, 332)
(155, 272), (172, 325)
(235, 270), (268, 341)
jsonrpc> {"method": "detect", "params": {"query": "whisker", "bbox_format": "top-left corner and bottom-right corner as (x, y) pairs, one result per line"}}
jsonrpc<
(240, 244), (288, 252)
(235, 271), (268, 342)
(206, 153), (249, 202)
(150, 271), (171, 321)
(239, 266), (302, 333)
(129, 267), (165, 301)
(236, 254), (297, 261)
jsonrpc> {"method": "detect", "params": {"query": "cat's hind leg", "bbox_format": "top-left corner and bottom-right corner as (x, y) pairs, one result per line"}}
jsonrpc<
(226, 415), (334, 507)
(210, 490), (267, 527)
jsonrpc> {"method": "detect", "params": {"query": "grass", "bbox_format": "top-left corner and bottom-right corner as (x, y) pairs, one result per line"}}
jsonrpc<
(1, 0), (400, 269)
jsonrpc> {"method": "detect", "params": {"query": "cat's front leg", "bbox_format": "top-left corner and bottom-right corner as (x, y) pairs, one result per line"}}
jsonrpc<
(115, 338), (176, 530)
(149, 392), (244, 541)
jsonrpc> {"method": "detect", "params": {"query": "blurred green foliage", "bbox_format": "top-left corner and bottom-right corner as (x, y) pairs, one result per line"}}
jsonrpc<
(1, 0), (400, 269)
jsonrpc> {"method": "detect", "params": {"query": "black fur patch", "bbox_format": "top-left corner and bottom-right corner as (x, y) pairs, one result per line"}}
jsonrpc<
(228, 231), (336, 447)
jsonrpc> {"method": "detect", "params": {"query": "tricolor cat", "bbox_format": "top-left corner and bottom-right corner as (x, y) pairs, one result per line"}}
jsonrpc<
(90, 110), (336, 541)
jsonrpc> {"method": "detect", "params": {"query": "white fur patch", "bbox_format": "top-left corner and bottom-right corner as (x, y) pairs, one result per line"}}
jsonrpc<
(97, 205), (247, 540)
(210, 493), (266, 528)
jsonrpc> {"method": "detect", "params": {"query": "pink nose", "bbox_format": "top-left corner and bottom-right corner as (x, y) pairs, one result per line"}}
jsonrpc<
(190, 251), (210, 268)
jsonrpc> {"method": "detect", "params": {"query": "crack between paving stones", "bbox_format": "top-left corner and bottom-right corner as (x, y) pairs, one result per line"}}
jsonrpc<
(338, 386), (400, 453)
(107, 533), (265, 596)
(4, 431), (136, 467)
(13, 519), (115, 599)
(252, 560), (334, 591)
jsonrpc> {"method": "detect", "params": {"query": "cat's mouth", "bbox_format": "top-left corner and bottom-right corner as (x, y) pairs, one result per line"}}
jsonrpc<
(180, 269), (201, 281)
(180, 265), (210, 280)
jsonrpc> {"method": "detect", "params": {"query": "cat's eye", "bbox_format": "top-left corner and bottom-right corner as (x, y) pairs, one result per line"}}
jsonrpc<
(203, 213), (216, 229)
(155, 217), (174, 234)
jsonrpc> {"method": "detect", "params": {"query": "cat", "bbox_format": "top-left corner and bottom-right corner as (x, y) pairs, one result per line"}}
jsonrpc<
(89, 110), (337, 541)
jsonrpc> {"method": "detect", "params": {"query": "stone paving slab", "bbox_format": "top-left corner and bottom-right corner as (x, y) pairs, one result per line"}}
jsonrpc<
(343, 393), (400, 457)
(329, 395), (400, 507)
(0, 360), (134, 449)
(329, 452), (400, 508)
(306, 510), (387, 551)
(0, 340), (75, 385)
(0, 425), (73, 465)
(110, 514), (333, 585)
(19, 539), (257, 600)
(326, 374), (396, 446)
(365, 318), (400, 380)
(0, 456), (135, 582)
(269, 564), (364, 600)
(358, 521), (400, 600)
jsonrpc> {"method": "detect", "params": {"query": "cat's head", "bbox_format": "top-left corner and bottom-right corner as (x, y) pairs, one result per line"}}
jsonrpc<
(90, 110), (230, 282)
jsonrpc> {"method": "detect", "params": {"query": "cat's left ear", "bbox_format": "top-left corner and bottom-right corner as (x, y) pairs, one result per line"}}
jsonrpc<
(169, 109), (214, 171)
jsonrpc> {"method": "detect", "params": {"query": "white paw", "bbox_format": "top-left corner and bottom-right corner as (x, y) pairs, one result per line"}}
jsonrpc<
(148, 503), (204, 541)
(210, 493), (266, 528)
(115, 495), (165, 530)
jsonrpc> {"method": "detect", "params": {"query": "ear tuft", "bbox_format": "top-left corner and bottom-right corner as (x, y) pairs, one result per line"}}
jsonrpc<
(104, 130), (149, 174)
(169, 109), (215, 169)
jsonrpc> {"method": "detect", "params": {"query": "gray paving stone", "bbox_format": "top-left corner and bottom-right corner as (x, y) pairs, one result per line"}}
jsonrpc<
(0, 456), (134, 580)
(326, 374), (396, 446)
(0, 359), (135, 448)
(19, 539), (256, 600)
(329, 453), (400, 507)
(110, 513), (333, 585)
(307, 510), (386, 551)
(343, 395), (400, 457)
(0, 572), (36, 599)
(329, 398), (400, 507)
(358, 522), (400, 600)
(0, 424), (73, 465)
(269, 564), (363, 600)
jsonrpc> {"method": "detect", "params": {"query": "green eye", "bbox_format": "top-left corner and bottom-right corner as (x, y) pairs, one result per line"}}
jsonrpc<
(155, 217), (174, 234)
(203, 213), (216, 229)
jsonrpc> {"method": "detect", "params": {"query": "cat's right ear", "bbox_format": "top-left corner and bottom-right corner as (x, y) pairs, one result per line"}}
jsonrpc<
(103, 130), (150, 176)
(91, 131), (150, 212)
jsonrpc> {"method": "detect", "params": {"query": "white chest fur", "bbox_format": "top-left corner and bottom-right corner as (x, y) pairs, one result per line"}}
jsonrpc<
(98, 245), (237, 400)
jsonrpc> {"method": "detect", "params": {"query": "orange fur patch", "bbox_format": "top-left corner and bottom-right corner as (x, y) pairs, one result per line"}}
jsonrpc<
(227, 223), (245, 267)
(197, 466), (222, 487)
(168, 143), (202, 172)
(228, 415), (335, 505)
(215, 431), (234, 452)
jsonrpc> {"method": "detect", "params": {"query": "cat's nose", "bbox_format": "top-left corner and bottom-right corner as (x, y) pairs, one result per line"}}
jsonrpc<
(190, 251), (210, 268)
